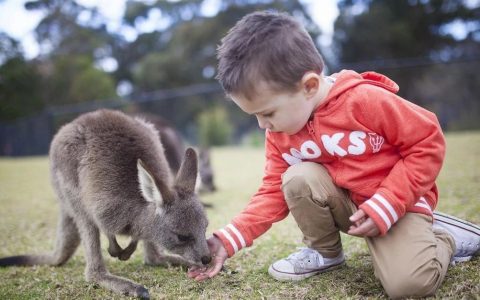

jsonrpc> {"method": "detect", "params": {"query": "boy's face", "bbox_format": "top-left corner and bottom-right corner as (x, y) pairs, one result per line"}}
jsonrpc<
(230, 81), (316, 135)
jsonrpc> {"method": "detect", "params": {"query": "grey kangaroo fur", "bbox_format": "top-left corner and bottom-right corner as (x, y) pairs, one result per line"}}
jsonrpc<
(0, 109), (211, 299)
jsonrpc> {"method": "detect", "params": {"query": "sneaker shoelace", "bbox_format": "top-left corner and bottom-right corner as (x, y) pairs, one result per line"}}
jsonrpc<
(285, 247), (322, 269)
(456, 240), (479, 257)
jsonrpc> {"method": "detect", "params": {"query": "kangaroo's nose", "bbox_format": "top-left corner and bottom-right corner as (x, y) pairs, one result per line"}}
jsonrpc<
(201, 255), (212, 265)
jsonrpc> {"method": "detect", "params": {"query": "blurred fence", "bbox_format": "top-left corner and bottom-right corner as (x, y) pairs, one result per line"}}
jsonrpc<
(2, 57), (479, 156)
(0, 82), (258, 156)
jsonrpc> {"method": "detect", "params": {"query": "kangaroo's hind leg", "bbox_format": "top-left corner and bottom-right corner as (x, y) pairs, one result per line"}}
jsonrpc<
(76, 217), (149, 299)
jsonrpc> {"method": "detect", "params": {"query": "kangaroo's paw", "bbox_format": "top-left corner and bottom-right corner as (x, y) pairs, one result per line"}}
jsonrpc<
(118, 240), (138, 261)
(107, 235), (123, 258)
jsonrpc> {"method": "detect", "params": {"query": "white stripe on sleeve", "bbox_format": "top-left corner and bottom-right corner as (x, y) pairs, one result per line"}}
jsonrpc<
(415, 202), (432, 211)
(220, 228), (238, 253)
(365, 200), (392, 229)
(227, 224), (246, 248)
(373, 194), (399, 222)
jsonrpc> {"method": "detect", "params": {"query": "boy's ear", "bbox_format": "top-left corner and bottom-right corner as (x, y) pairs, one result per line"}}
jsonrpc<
(301, 72), (320, 97)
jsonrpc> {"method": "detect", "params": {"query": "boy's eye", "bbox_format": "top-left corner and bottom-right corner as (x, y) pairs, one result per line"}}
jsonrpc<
(177, 234), (192, 242)
(263, 112), (274, 117)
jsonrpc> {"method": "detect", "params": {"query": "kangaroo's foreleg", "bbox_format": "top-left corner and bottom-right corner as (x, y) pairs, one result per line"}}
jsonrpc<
(107, 235), (123, 258)
(107, 235), (138, 261)
(77, 218), (149, 299)
(0, 210), (80, 267)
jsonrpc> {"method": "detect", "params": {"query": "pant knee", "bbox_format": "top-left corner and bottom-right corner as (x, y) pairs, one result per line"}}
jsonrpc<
(382, 270), (440, 299)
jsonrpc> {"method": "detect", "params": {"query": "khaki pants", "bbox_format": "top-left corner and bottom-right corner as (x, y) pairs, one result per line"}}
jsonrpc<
(281, 162), (455, 299)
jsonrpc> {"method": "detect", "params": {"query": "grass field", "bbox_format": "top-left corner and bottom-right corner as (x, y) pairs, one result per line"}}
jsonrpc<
(0, 131), (479, 299)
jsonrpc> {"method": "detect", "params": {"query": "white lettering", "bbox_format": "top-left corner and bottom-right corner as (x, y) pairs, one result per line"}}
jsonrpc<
(300, 140), (321, 159)
(282, 153), (302, 166)
(348, 131), (367, 155)
(321, 133), (347, 157)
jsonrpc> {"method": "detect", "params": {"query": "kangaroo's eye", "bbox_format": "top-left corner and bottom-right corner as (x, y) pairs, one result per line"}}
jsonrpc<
(177, 234), (192, 242)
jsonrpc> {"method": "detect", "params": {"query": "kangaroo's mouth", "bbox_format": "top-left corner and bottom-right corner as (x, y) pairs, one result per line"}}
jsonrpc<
(160, 249), (201, 267)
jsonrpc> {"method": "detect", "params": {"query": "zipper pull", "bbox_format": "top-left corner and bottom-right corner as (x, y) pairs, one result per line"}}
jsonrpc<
(307, 120), (315, 135)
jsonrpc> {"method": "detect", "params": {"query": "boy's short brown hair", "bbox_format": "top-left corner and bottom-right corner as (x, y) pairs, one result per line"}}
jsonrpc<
(216, 11), (324, 99)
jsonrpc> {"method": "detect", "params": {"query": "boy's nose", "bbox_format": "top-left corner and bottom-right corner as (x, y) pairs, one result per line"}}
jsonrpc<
(256, 116), (271, 130)
(201, 255), (212, 265)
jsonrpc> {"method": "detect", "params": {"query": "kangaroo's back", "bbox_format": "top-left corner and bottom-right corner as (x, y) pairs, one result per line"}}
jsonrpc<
(50, 110), (173, 223)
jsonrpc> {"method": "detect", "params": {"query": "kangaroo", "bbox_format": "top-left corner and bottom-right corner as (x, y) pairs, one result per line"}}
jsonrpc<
(0, 109), (211, 299)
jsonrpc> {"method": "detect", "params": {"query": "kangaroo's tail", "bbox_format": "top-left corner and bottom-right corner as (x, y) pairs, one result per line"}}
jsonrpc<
(0, 254), (55, 267)
(0, 212), (81, 268)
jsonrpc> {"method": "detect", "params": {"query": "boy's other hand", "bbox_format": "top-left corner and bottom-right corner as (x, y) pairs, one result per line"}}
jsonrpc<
(187, 235), (228, 281)
(348, 209), (380, 237)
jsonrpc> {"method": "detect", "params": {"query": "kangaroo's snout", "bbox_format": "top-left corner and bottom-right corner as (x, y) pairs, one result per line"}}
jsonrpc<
(201, 255), (212, 265)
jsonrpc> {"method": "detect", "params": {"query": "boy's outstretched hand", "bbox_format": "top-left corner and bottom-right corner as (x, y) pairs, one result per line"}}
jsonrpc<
(348, 209), (380, 237)
(187, 236), (228, 281)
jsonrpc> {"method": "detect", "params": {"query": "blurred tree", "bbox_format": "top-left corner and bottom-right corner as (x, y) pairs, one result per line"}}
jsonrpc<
(334, 0), (478, 61)
(333, 0), (480, 130)
(197, 105), (233, 146)
(0, 57), (43, 120)
(24, 0), (113, 59)
(0, 32), (24, 65)
(43, 55), (117, 105)
(115, 0), (322, 91)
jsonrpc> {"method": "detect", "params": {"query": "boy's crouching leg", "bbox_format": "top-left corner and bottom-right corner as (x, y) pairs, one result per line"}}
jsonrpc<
(367, 213), (454, 299)
(281, 162), (355, 258)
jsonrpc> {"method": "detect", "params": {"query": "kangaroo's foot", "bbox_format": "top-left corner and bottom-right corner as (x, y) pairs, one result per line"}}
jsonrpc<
(87, 271), (149, 299)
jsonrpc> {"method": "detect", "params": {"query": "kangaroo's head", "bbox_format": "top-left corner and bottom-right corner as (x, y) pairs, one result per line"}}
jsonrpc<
(137, 148), (211, 267)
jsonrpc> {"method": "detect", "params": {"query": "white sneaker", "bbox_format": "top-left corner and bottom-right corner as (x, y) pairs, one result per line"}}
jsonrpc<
(268, 248), (345, 281)
(433, 211), (480, 263)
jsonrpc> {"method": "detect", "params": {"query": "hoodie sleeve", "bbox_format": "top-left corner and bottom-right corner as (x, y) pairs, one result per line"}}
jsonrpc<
(354, 84), (446, 235)
(213, 131), (290, 257)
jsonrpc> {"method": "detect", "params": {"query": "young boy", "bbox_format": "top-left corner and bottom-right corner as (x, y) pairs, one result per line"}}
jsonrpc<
(188, 11), (480, 298)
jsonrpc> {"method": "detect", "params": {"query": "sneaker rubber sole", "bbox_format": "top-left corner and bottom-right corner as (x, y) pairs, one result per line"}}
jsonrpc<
(433, 211), (480, 263)
(268, 260), (345, 281)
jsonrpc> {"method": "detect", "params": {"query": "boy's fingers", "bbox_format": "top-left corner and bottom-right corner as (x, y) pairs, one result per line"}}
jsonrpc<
(349, 210), (366, 222)
(348, 221), (370, 236)
(187, 269), (202, 278)
(207, 261), (224, 278)
(194, 273), (210, 281)
(187, 266), (207, 278)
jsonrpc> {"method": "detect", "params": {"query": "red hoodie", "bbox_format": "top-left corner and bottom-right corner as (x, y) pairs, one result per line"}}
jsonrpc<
(214, 70), (446, 257)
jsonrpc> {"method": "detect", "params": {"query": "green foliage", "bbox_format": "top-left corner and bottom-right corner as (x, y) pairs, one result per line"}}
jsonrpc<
(69, 65), (117, 103)
(124, 0), (320, 91)
(46, 55), (117, 105)
(241, 129), (265, 148)
(334, 0), (480, 130)
(334, 0), (477, 61)
(197, 105), (233, 146)
(0, 32), (23, 64)
(0, 57), (43, 120)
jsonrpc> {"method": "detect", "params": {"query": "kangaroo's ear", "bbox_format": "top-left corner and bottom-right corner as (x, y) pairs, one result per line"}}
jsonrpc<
(137, 159), (165, 205)
(174, 148), (198, 196)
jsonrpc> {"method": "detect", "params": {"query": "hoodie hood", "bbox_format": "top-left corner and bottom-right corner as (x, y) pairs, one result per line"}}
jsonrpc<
(317, 70), (400, 112)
